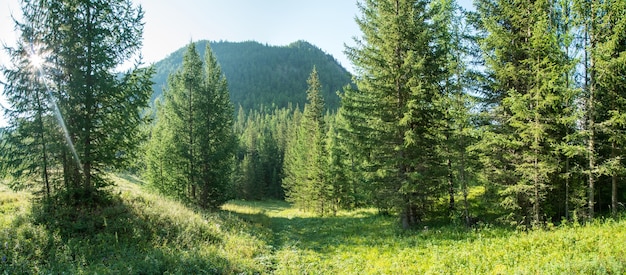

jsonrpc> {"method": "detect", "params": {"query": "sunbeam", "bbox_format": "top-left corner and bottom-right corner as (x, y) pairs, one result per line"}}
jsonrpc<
(29, 44), (83, 173)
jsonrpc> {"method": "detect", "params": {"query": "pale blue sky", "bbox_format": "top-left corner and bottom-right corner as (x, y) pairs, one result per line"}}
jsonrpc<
(0, 0), (474, 127)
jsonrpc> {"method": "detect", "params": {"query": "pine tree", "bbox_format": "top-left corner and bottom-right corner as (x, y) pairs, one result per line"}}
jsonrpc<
(344, 0), (448, 228)
(2, 0), (152, 202)
(475, 0), (574, 226)
(145, 42), (235, 208)
(282, 68), (328, 214)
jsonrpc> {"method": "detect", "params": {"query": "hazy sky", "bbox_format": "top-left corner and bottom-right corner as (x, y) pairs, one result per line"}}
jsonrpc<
(0, 0), (474, 127)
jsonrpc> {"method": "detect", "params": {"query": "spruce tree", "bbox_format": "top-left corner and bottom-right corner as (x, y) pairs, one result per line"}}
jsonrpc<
(196, 44), (236, 208)
(2, 0), (152, 202)
(283, 107), (308, 208)
(583, 0), (626, 217)
(431, 0), (478, 223)
(145, 42), (235, 208)
(344, 0), (448, 227)
(475, 0), (574, 225)
(283, 68), (327, 214)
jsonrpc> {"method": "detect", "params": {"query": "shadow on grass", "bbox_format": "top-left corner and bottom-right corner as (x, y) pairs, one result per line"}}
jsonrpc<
(225, 201), (516, 255)
(1, 191), (232, 274)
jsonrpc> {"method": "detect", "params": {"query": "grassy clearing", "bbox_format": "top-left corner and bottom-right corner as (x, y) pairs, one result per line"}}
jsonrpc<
(2, 178), (624, 274)
(224, 200), (626, 274)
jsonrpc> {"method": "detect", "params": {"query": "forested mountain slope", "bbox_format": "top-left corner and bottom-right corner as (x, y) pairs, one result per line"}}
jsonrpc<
(151, 40), (352, 110)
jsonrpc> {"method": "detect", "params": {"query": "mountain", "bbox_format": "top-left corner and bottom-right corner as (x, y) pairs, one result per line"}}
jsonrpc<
(150, 40), (353, 111)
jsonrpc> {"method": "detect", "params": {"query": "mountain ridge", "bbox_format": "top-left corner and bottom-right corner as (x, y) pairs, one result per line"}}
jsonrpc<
(150, 40), (353, 111)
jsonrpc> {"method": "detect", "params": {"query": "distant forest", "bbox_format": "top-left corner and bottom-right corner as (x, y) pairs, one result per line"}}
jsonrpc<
(150, 40), (353, 111)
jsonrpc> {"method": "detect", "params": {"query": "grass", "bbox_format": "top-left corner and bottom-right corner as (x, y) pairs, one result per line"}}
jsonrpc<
(0, 175), (273, 274)
(1, 177), (625, 274)
(223, 200), (626, 274)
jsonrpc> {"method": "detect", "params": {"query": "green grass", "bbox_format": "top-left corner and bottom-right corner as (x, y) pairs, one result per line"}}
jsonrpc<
(0, 175), (273, 274)
(223, 200), (626, 274)
(1, 178), (625, 274)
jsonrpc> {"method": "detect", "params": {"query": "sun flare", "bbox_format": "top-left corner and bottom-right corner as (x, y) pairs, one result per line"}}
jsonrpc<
(30, 53), (44, 69)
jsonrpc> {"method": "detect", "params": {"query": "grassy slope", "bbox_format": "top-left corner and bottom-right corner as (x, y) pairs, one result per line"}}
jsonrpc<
(1, 178), (625, 274)
(0, 176), (273, 274)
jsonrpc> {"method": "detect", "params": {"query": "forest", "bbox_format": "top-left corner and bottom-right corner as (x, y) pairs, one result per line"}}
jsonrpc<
(150, 40), (353, 111)
(1, 0), (625, 273)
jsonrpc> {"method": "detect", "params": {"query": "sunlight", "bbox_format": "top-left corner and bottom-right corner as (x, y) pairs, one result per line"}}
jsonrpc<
(29, 52), (44, 69)
(26, 45), (83, 172)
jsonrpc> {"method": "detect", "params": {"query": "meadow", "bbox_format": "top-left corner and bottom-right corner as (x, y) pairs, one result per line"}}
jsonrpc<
(1, 176), (625, 274)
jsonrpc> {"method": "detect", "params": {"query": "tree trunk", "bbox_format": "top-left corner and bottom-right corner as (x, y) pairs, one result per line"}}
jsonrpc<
(612, 141), (618, 217)
(188, 84), (195, 201)
(586, 11), (597, 221)
(36, 91), (50, 199)
(460, 145), (470, 227)
(448, 157), (455, 212)
(401, 201), (419, 229)
(565, 157), (570, 221)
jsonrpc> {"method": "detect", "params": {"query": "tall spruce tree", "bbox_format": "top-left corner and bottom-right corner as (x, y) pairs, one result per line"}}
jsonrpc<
(196, 44), (236, 208)
(475, 0), (574, 226)
(283, 68), (328, 214)
(2, 0), (152, 202)
(283, 107), (308, 208)
(145, 42), (235, 208)
(344, 0), (447, 228)
(430, 0), (477, 223)
(580, 0), (626, 217)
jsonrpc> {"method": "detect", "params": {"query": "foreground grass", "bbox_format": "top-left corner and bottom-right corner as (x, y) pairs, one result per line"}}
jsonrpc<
(223, 200), (626, 274)
(0, 176), (273, 274)
(2, 178), (625, 274)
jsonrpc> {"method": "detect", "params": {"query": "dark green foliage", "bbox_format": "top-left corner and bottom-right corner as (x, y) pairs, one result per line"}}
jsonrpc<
(150, 40), (353, 111)
(1, 0), (153, 202)
(233, 106), (292, 200)
(343, 0), (450, 228)
(283, 68), (330, 214)
(474, 0), (576, 226)
(144, 42), (235, 209)
(580, 0), (626, 217)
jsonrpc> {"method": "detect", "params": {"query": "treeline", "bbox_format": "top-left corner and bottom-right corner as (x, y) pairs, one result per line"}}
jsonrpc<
(229, 0), (626, 228)
(2, 0), (625, 230)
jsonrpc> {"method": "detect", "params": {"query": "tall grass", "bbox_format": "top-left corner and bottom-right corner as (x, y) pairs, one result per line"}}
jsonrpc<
(224, 200), (626, 274)
(0, 175), (272, 274)
(2, 178), (624, 274)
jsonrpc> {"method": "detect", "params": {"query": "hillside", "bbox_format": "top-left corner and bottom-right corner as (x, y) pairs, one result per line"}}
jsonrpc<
(151, 40), (353, 111)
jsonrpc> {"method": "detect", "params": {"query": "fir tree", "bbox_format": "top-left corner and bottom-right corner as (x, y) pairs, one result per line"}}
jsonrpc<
(145, 42), (235, 208)
(2, 0), (152, 202)
(475, 0), (574, 226)
(344, 0), (449, 227)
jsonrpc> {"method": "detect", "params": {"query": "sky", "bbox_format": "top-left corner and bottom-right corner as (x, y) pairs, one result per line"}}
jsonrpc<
(0, 0), (474, 128)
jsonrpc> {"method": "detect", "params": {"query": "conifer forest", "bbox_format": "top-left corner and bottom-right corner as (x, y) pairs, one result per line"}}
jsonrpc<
(1, 0), (625, 273)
